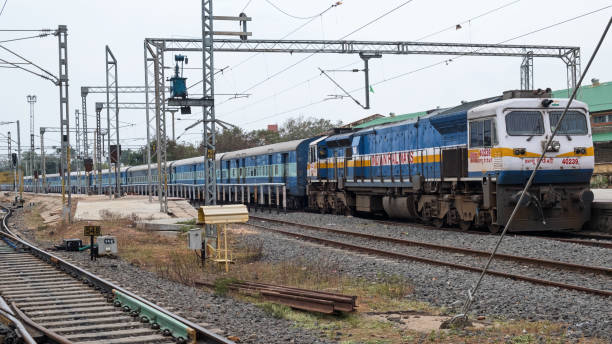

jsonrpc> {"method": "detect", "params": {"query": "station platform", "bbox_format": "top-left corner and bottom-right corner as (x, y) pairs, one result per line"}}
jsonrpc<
(591, 189), (612, 232)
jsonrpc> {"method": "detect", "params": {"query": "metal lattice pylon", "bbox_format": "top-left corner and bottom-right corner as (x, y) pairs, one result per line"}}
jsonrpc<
(145, 43), (168, 212)
(520, 51), (534, 90)
(202, 0), (217, 207)
(105, 46), (120, 198)
(74, 109), (81, 194)
(95, 103), (103, 195)
(56, 25), (71, 222)
(144, 45), (156, 203)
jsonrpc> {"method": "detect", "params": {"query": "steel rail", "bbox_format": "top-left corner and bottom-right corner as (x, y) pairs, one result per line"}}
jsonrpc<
(371, 218), (612, 250)
(249, 216), (612, 276)
(0, 297), (37, 344)
(0, 205), (234, 344)
(246, 221), (612, 297)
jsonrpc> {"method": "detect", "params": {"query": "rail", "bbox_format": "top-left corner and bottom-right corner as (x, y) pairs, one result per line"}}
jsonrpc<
(248, 216), (612, 297)
(0, 204), (234, 344)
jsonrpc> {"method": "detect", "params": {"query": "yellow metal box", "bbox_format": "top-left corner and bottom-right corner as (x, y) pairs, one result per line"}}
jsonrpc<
(197, 204), (249, 225)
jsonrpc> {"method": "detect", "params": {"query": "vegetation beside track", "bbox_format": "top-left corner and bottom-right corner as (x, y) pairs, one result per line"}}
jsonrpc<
(3, 194), (606, 344)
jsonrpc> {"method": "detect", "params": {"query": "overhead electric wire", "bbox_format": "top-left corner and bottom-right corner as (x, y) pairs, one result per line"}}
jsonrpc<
(0, 33), (50, 44)
(187, 1), (341, 91)
(366, 4), (612, 90)
(221, 0), (522, 118)
(0, 43), (58, 82)
(236, 0), (417, 96)
(241, 0), (255, 13)
(237, 4), (612, 125)
(264, 0), (336, 20)
(414, 0), (521, 41)
(0, 57), (55, 82)
(0, 0), (7, 18)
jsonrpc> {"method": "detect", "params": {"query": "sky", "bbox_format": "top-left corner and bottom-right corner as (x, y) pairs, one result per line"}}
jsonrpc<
(0, 0), (611, 154)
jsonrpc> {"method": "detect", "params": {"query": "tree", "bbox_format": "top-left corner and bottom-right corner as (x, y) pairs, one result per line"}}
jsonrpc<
(215, 127), (255, 153)
(280, 116), (341, 140)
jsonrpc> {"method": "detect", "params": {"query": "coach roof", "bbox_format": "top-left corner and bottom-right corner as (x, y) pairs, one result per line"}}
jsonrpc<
(221, 138), (313, 160)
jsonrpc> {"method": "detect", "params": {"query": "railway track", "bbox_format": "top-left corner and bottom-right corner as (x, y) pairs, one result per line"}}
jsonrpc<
(369, 218), (612, 249)
(0, 205), (234, 344)
(247, 215), (612, 298)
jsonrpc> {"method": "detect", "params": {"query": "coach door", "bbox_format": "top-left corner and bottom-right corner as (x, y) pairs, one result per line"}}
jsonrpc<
(281, 153), (288, 185)
(268, 154), (273, 183)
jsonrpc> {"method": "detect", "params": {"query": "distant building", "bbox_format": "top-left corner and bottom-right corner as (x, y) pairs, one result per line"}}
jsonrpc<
(341, 114), (384, 128)
(552, 79), (612, 181)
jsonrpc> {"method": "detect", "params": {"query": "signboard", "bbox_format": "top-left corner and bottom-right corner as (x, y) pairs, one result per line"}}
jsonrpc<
(0, 172), (14, 184)
(84, 158), (94, 172)
(110, 145), (121, 163)
(83, 225), (101, 236)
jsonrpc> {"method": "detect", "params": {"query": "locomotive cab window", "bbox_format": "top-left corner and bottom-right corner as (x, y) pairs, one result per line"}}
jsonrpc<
(469, 118), (498, 148)
(505, 111), (544, 136)
(549, 111), (588, 135)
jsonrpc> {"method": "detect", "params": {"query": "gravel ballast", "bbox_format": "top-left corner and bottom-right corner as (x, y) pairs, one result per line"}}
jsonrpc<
(245, 211), (612, 339)
(4, 206), (332, 344)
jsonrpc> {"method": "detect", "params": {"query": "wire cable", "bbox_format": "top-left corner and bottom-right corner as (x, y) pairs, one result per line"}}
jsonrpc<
(414, 0), (521, 41)
(187, 1), (341, 91)
(0, 0), (8, 18)
(367, 4), (612, 90)
(241, 0), (254, 13)
(236, 5), (612, 126)
(0, 33), (50, 44)
(264, 0), (335, 20)
(454, 15), (611, 328)
(0, 44), (58, 81)
(237, 0), (416, 96)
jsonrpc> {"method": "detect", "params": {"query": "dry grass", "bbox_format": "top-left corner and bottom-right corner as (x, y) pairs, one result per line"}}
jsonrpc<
(10, 201), (607, 344)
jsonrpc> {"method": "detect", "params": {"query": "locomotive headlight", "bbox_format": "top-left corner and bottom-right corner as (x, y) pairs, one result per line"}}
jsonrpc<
(542, 140), (561, 152)
(551, 141), (561, 151)
(513, 148), (526, 155)
(574, 147), (587, 155)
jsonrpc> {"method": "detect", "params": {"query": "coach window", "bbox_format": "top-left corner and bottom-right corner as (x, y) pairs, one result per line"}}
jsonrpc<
(469, 119), (497, 148)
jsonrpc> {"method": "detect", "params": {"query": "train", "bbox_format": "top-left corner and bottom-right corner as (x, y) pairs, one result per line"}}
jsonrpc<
(10, 90), (595, 232)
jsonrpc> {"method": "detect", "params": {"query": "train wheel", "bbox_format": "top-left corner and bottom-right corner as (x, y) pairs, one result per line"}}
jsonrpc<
(459, 220), (472, 231)
(488, 224), (501, 234)
(432, 218), (444, 228)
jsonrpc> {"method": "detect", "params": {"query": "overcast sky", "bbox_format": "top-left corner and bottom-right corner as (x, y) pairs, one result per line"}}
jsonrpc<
(1, 0), (611, 153)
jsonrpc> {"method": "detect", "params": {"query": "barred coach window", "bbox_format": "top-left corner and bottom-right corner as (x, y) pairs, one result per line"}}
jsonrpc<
(549, 111), (588, 135)
(505, 111), (544, 136)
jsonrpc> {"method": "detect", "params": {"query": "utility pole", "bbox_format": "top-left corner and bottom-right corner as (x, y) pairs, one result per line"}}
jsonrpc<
(82, 105), (89, 194)
(27, 94), (37, 193)
(169, 109), (178, 142)
(75, 109), (81, 194)
(16, 120), (22, 202)
(56, 25), (71, 222)
(7, 131), (12, 191)
(359, 53), (381, 110)
(95, 102), (103, 195)
(40, 128), (46, 192)
(105, 46), (121, 198)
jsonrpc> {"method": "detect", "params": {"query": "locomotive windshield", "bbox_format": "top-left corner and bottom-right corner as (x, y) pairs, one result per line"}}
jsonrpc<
(549, 111), (588, 135)
(505, 111), (544, 136)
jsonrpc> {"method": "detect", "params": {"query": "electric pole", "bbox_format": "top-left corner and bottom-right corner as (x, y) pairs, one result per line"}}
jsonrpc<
(27, 94), (37, 193)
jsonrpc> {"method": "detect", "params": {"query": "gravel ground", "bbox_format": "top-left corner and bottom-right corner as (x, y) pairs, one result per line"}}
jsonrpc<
(244, 211), (612, 339)
(249, 218), (612, 292)
(4, 206), (333, 344)
(255, 211), (612, 268)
